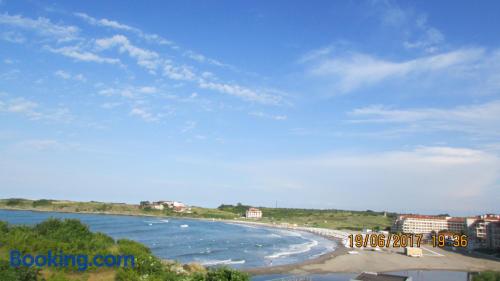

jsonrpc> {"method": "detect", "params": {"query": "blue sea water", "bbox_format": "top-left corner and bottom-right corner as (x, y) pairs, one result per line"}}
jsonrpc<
(0, 209), (336, 268)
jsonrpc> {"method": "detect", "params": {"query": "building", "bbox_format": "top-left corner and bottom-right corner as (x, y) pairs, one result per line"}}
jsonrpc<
(392, 213), (500, 250)
(489, 221), (500, 249)
(151, 203), (164, 210)
(391, 215), (467, 235)
(351, 272), (412, 281)
(468, 214), (500, 249)
(245, 208), (262, 219)
(140, 200), (190, 213)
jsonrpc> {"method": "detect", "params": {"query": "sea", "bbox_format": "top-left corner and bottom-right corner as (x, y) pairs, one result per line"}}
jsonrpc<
(0, 209), (336, 268)
(0, 209), (474, 280)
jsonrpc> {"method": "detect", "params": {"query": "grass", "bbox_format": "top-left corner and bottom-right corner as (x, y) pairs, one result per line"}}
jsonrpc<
(0, 198), (394, 231)
(0, 218), (249, 281)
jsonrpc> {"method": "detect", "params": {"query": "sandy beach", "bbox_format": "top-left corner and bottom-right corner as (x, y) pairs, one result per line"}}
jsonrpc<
(3, 207), (499, 275)
(245, 241), (500, 275)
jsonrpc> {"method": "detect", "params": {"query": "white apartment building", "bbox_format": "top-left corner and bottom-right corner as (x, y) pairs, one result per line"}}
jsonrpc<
(391, 215), (466, 234)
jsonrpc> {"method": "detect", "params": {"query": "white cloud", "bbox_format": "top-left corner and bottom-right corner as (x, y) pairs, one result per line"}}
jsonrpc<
(75, 12), (233, 67)
(95, 35), (160, 70)
(181, 121), (196, 133)
(46, 45), (121, 65)
(75, 12), (173, 46)
(163, 60), (196, 81)
(98, 85), (157, 99)
(1, 31), (26, 43)
(130, 107), (159, 122)
(54, 70), (86, 81)
(74, 12), (135, 32)
(306, 48), (485, 93)
(100, 102), (121, 109)
(183, 50), (227, 67)
(236, 146), (500, 213)
(198, 80), (283, 105)
(0, 96), (72, 122)
(377, 2), (444, 53)
(0, 13), (79, 41)
(15, 139), (79, 151)
(349, 100), (500, 137)
(250, 111), (287, 121)
(138, 86), (157, 94)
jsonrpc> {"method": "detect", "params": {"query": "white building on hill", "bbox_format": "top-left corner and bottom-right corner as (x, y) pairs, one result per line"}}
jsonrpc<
(246, 208), (262, 219)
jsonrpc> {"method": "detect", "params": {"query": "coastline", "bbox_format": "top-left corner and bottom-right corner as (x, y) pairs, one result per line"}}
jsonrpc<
(0, 206), (342, 266)
(2, 207), (500, 275)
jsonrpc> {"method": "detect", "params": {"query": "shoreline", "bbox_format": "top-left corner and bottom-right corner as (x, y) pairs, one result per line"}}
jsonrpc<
(2, 207), (500, 275)
(0, 207), (342, 267)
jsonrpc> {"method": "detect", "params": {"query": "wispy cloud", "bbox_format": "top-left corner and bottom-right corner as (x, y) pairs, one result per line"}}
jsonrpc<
(14, 139), (80, 151)
(54, 70), (86, 81)
(0, 96), (73, 123)
(46, 45), (121, 65)
(74, 12), (173, 46)
(377, 1), (444, 53)
(95, 34), (160, 71)
(163, 60), (196, 81)
(181, 120), (197, 133)
(1, 31), (26, 43)
(236, 146), (500, 212)
(348, 100), (500, 137)
(304, 48), (486, 93)
(0, 13), (79, 42)
(129, 107), (161, 122)
(249, 111), (287, 121)
(199, 80), (284, 105)
(75, 12), (234, 68)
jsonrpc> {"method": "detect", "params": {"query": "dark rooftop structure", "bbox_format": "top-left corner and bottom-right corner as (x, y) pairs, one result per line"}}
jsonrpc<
(352, 272), (412, 281)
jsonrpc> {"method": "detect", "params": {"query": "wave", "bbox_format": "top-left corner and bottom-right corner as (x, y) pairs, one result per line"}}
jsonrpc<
(201, 259), (245, 266)
(144, 220), (169, 224)
(265, 239), (319, 259)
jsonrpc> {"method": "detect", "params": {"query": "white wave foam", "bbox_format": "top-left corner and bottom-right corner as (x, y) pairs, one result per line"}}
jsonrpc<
(144, 220), (169, 224)
(201, 259), (245, 266)
(265, 239), (319, 259)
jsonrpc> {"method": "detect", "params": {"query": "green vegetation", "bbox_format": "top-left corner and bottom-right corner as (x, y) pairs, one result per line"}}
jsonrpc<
(0, 218), (249, 281)
(218, 203), (394, 230)
(0, 198), (393, 231)
(473, 271), (500, 281)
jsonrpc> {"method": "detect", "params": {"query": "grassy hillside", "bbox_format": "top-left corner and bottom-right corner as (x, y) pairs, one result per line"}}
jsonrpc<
(0, 198), (237, 220)
(218, 203), (395, 230)
(0, 198), (394, 231)
(0, 218), (249, 281)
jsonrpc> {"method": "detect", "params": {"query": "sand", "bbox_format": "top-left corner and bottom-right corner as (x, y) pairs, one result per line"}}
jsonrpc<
(245, 242), (500, 275)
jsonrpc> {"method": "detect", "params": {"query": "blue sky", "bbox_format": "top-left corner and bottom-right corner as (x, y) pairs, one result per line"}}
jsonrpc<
(1, 0), (499, 215)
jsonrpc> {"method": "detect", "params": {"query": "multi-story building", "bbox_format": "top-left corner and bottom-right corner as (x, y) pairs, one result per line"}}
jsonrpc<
(489, 221), (500, 249)
(391, 215), (466, 234)
(245, 208), (262, 219)
(392, 213), (500, 249)
(468, 214), (500, 249)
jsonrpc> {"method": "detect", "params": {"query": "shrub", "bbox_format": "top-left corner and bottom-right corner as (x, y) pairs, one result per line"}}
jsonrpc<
(0, 260), (39, 281)
(473, 271), (500, 281)
(206, 267), (249, 281)
(32, 199), (53, 208)
(6, 198), (24, 206)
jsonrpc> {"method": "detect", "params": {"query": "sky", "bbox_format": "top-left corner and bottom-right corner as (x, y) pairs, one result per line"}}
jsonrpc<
(0, 0), (499, 215)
